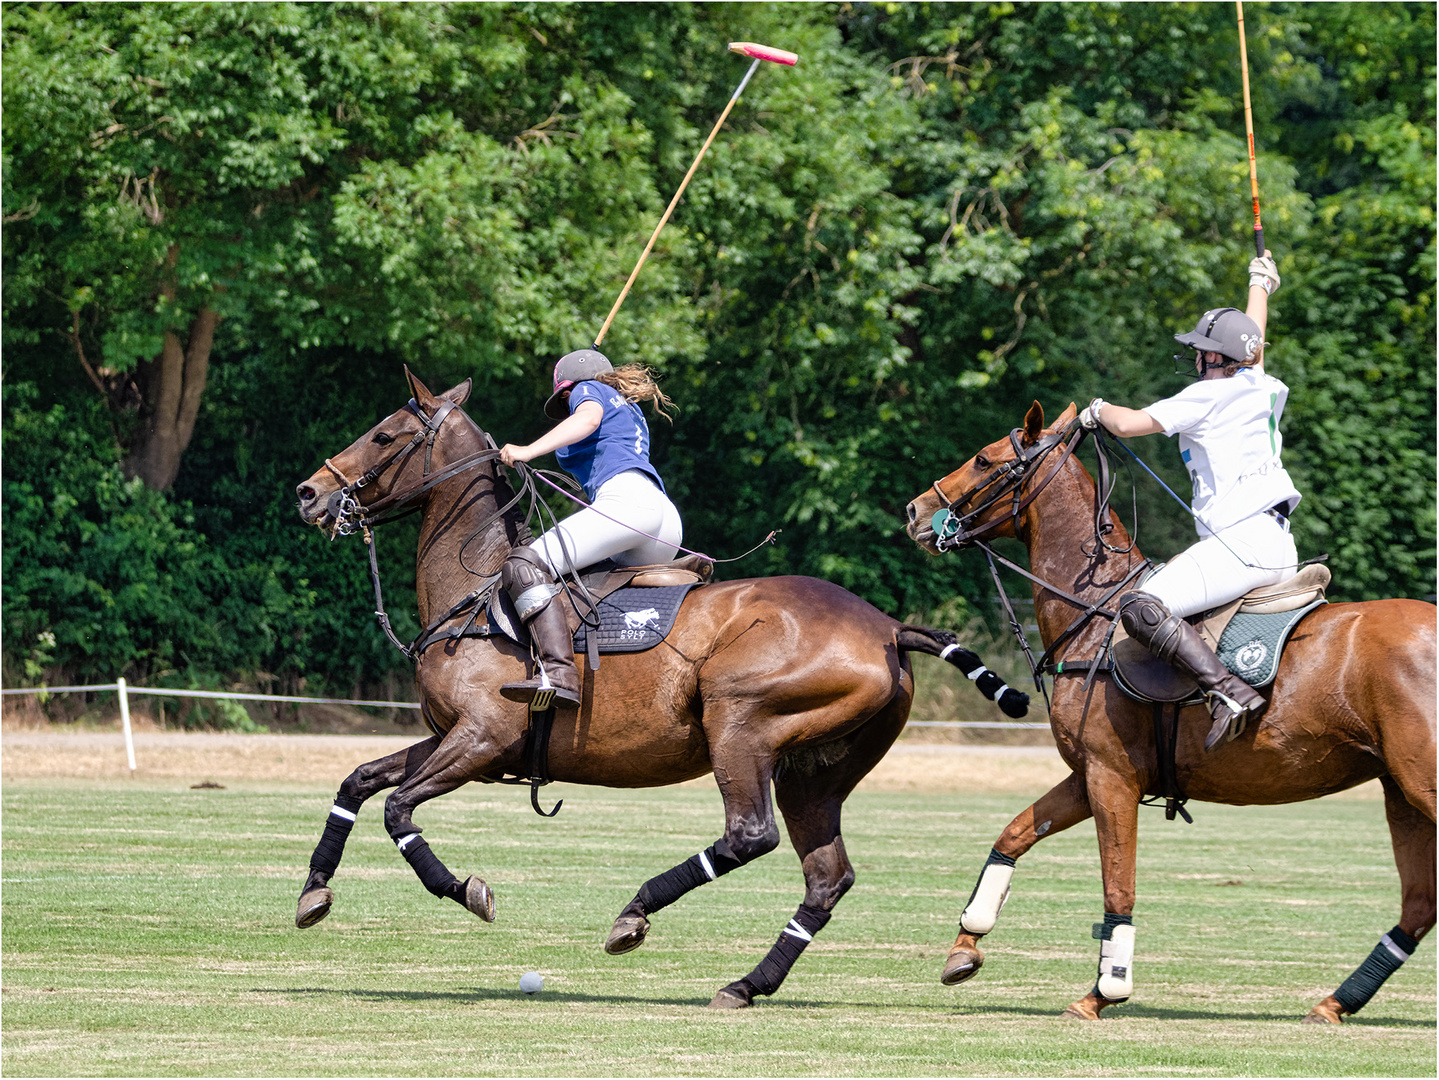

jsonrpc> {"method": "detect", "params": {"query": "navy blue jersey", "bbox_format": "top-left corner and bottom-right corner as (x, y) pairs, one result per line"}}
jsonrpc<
(554, 381), (665, 500)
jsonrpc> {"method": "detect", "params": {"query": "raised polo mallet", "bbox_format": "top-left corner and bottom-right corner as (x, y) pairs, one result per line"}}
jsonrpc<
(592, 41), (799, 348)
(1236, 1), (1264, 257)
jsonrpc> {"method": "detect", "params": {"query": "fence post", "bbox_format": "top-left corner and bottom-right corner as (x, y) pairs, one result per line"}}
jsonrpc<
(117, 677), (136, 773)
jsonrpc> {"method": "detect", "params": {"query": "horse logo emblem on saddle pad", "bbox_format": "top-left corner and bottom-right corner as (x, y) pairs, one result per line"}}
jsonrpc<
(1231, 639), (1269, 676)
(624, 608), (662, 632)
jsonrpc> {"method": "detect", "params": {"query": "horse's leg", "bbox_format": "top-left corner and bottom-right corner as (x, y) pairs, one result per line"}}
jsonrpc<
(1304, 773), (1436, 1024)
(942, 770), (1093, 985)
(381, 728), (507, 922)
(1061, 767), (1141, 1021)
(296, 736), (443, 927)
(708, 787), (851, 1010)
(604, 747), (780, 957)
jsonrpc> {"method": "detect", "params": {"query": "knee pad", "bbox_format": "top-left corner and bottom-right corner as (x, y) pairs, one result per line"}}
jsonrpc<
(501, 546), (561, 619)
(959, 849), (1015, 936)
(1118, 591), (1183, 661)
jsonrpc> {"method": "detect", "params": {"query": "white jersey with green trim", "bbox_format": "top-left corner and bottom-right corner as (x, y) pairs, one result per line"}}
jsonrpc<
(1143, 368), (1302, 536)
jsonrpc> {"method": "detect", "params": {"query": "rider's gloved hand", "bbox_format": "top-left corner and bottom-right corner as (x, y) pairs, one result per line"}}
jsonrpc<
(1079, 398), (1107, 431)
(1249, 252), (1280, 295)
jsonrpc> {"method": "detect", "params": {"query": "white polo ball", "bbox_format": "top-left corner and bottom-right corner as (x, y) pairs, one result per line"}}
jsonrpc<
(519, 971), (544, 995)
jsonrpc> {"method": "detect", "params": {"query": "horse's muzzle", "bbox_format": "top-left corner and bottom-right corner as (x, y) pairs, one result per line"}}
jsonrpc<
(295, 476), (338, 527)
(905, 501), (939, 552)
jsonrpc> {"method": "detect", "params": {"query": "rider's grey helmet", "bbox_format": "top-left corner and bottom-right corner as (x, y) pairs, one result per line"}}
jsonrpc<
(1174, 307), (1264, 366)
(544, 349), (613, 419)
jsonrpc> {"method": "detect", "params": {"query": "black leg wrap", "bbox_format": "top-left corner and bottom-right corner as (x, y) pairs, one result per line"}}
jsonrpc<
(741, 903), (832, 998)
(1333, 925), (1418, 1014)
(309, 792), (364, 876)
(395, 833), (462, 900)
(636, 839), (744, 914)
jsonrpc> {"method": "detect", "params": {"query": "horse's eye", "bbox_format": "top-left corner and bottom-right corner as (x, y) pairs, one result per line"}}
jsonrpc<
(373, 432), (395, 446)
(975, 454), (991, 470)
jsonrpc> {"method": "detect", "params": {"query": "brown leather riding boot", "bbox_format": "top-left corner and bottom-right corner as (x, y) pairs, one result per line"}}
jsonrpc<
(499, 547), (581, 709)
(1118, 591), (1267, 752)
(502, 598), (582, 709)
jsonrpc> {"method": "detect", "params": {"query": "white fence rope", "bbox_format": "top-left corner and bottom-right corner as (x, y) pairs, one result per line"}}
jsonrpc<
(1, 682), (1048, 772)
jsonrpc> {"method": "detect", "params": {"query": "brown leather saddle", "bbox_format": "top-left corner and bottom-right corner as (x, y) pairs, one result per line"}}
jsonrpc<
(1110, 564), (1331, 703)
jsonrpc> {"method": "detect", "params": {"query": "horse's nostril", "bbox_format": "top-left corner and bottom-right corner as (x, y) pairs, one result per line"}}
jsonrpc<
(906, 502), (917, 523)
(297, 485), (314, 504)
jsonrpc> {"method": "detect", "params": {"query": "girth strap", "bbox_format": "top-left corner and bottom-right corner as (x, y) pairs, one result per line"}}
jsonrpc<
(1141, 702), (1193, 823)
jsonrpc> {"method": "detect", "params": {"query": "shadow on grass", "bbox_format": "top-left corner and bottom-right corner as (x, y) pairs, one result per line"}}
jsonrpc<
(254, 986), (969, 1011)
(270, 986), (1435, 1027)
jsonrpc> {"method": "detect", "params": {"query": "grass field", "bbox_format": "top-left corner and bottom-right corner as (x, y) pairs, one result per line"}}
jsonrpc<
(2, 742), (1434, 1077)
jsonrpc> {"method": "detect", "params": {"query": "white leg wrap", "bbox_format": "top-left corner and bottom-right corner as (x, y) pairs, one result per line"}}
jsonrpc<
(959, 861), (1014, 935)
(1096, 923), (1136, 1001)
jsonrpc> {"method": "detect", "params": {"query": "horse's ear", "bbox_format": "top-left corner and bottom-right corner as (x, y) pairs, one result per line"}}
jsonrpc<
(405, 365), (437, 406)
(1054, 402), (1078, 428)
(1022, 400), (1046, 444)
(440, 378), (471, 406)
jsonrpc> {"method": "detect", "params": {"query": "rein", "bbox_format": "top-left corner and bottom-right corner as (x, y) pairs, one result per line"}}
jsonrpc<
(927, 421), (1152, 704)
(324, 398), (536, 659)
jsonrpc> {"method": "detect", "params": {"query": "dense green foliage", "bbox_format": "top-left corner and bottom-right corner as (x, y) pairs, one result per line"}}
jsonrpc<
(3, 2), (1433, 700)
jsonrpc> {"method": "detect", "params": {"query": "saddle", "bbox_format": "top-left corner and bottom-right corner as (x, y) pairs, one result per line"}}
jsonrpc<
(486, 552), (714, 664)
(1110, 564), (1331, 704)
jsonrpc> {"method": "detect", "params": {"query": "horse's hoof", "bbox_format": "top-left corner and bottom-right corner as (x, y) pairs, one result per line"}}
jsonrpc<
(296, 887), (333, 928)
(940, 944), (985, 986)
(1060, 992), (1108, 1021)
(463, 876), (496, 923)
(708, 982), (754, 1010)
(604, 913), (650, 955)
(1302, 996), (1345, 1025)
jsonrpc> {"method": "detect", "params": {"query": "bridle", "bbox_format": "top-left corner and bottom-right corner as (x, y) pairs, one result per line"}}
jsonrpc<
(925, 419), (1151, 707)
(321, 396), (519, 657)
(322, 398), (471, 537)
(928, 419), (1087, 552)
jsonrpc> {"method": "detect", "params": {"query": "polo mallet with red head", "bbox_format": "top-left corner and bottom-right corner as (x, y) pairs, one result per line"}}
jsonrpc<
(592, 41), (799, 348)
(1236, 1), (1264, 257)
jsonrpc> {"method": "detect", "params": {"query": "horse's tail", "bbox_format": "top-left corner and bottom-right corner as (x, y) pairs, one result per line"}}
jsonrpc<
(897, 626), (1031, 719)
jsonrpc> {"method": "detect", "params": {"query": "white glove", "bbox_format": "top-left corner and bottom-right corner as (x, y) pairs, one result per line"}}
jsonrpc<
(1079, 398), (1106, 430)
(1249, 254), (1280, 295)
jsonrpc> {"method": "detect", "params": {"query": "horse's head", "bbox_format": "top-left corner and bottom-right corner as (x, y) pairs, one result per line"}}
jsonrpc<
(906, 401), (1079, 553)
(296, 367), (475, 535)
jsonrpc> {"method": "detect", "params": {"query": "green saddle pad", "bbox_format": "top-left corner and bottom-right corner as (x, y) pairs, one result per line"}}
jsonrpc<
(1215, 599), (1326, 688)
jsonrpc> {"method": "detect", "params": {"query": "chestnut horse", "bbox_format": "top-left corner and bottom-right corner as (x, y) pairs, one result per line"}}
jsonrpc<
(905, 401), (1435, 1023)
(291, 369), (1025, 1009)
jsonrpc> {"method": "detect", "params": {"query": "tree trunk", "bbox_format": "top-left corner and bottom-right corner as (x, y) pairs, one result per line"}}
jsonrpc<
(123, 305), (219, 490)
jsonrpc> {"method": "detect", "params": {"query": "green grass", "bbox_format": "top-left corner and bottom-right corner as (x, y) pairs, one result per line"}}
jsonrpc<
(2, 778), (1433, 1076)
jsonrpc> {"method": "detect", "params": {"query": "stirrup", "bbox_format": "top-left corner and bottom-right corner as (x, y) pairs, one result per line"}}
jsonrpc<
(529, 665), (555, 712)
(1202, 692), (1248, 752)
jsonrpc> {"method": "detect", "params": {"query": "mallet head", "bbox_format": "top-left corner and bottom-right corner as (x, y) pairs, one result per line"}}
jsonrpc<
(728, 41), (799, 66)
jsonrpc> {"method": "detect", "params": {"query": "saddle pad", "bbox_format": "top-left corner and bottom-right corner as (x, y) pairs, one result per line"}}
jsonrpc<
(1215, 599), (1326, 688)
(573, 583), (701, 655)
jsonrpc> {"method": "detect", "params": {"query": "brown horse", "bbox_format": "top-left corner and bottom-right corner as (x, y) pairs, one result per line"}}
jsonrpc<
(904, 400), (1435, 1023)
(291, 369), (1025, 1008)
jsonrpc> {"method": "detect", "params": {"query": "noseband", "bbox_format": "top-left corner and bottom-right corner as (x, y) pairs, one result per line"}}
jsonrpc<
(929, 420), (1085, 551)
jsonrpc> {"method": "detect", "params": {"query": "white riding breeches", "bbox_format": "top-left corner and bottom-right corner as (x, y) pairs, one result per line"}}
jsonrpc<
(1143, 510), (1298, 618)
(532, 469), (683, 576)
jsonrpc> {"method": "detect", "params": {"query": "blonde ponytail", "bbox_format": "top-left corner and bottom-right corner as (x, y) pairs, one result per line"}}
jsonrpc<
(595, 364), (675, 420)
